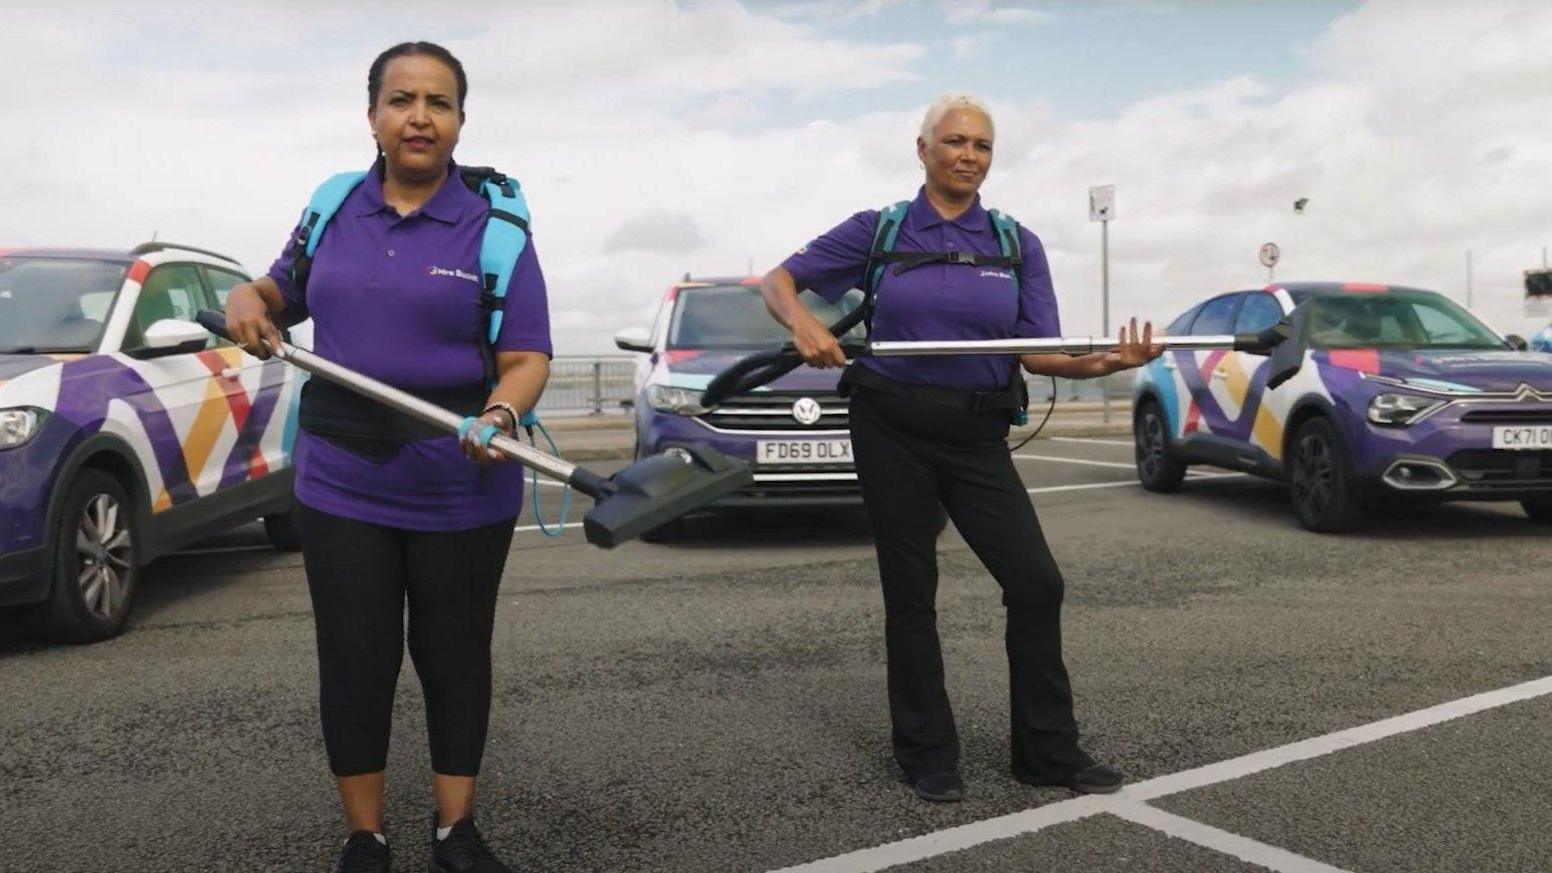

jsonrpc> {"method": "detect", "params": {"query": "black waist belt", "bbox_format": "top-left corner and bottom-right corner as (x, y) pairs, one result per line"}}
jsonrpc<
(838, 364), (1026, 414)
(299, 378), (486, 463)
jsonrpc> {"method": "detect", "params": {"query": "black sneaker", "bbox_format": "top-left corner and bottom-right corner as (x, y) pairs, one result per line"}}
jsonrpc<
(910, 770), (966, 803)
(334, 831), (390, 873)
(1015, 763), (1125, 795)
(429, 813), (513, 873)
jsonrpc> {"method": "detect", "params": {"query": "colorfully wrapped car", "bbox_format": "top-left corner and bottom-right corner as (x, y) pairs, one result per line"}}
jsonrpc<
(1132, 282), (1552, 531)
(0, 245), (306, 641)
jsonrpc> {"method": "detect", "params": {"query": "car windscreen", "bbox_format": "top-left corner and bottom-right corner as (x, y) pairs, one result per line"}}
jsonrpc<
(0, 257), (128, 353)
(1304, 292), (1505, 350)
(666, 285), (865, 350)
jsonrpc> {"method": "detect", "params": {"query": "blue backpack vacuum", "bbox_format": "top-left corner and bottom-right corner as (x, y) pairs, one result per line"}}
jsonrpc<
(863, 201), (1031, 426)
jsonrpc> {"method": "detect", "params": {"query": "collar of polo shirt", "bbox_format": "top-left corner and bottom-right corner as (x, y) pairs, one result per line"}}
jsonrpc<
(353, 159), (475, 224)
(905, 186), (990, 232)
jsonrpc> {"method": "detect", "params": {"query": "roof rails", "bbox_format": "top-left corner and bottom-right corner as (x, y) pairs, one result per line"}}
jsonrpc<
(129, 241), (242, 267)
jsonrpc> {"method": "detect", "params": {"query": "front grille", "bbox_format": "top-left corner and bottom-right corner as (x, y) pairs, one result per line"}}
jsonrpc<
(1447, 449), (1552, 489)
(698, 390), (848, 433)
(1459, 407), (1552, 425)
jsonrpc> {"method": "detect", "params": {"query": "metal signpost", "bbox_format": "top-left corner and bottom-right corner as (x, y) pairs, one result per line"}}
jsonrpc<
(1089, 185), (1115, 422)
(1259, 242), (1280, 283)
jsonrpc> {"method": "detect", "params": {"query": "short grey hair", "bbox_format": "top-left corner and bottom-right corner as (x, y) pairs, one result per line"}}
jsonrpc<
(919, 93), (995, 141)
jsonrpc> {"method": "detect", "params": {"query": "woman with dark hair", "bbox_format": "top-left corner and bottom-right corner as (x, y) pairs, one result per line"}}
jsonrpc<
(225, 41), (545, 873)
(761, 94), (1161, 804)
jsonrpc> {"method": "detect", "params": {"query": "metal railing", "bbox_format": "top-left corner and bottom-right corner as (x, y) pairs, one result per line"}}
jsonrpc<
(536, 357), (638, 415)
(535, 357), (1136, 416)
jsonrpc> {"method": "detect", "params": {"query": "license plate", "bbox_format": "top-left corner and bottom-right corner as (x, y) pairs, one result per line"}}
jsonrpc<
(756, 439), (853, 465)
(1492, 425), (1552, 450)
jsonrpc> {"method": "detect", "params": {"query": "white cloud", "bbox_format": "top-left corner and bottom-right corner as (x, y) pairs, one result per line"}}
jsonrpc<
(4, 0), (1552, 362)
(939, 1), (1055, 25)
(601, 211), (707, 255)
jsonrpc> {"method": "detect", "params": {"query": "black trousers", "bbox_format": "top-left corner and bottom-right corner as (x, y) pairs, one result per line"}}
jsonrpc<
(848, 386), (1094, 781)
(297, 502), (515, 777)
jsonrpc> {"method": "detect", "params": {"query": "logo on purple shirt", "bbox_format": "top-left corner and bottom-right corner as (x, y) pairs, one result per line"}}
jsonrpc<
(427, 265), (480, 284)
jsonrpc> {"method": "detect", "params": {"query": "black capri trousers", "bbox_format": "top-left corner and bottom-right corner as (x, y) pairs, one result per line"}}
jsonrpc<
(297, 502), (515, 777)
(848, 384), (1094, 783)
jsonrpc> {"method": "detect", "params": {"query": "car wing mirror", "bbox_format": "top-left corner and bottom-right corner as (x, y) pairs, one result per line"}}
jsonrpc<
(614, 326), (653, 354)
(1505, 333), (1529, 352)
(138, 318), (210, 356)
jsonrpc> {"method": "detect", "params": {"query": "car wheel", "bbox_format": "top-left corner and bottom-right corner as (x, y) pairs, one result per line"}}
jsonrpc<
(1522, 498), (1552, 525)
(39, 470), (139, 643)
(1134, 400), (1187, 493)
(1287, 417), (1363, 533)
(263, 507), (303, 552)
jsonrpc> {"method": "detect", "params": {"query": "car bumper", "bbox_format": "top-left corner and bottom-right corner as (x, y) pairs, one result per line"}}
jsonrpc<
(0, 546), (50, 607)
(638, 406), (863, 508)
(1354, 417), (1552, 501)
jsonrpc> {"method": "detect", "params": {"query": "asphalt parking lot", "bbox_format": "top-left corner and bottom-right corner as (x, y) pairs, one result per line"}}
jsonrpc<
(3, 435), (1550, 872)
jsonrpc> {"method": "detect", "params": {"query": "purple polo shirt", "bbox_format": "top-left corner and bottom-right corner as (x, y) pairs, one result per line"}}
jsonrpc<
(268, 162), (552, 531)
(781, 188), (1060, 392)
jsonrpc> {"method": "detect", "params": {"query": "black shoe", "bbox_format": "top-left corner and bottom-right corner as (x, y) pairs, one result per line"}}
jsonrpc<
(910, 770), (966, 803)
(334, 831), (390, 873)
(1016, 763), (1125, 795)
(429, 813), (513, 873)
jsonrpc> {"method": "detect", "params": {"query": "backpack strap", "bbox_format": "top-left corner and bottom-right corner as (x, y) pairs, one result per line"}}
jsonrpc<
(459, 166), (531, 387)
(987, 208), (1023, 285)
(861, 201), (910, 335)
(289, 171), (369, 293)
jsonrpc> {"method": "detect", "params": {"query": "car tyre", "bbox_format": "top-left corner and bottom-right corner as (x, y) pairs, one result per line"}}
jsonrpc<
(37, 470), (139, 643)
(1287, 417), (1363, 533)
(1134, 400), (1187, 493)
(263, 506), (304, 552)
(1521, 499), (1552, 525)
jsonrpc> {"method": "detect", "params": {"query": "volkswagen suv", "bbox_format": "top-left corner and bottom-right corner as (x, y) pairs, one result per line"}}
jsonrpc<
(1132, 282), (1552, 531)
(614, 276), (863, 538)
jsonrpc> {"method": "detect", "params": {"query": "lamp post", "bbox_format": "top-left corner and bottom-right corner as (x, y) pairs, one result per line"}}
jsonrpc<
(1089, 185), (1115, 423)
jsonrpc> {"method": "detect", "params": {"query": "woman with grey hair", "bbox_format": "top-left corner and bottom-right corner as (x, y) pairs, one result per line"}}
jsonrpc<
(759, 93), (1160, 802)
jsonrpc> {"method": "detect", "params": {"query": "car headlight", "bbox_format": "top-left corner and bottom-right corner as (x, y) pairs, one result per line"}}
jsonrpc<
(0, 408), (43, 449)
(647, 385), (708, 416)
(1367, 393), (1442, 426)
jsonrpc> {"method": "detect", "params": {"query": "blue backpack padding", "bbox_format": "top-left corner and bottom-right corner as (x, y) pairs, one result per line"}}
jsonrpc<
(861, 200), (1023, 332)
(287, 166), (531, 388)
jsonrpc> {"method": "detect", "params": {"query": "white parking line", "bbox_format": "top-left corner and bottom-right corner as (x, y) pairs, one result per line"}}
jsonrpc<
(1024, 472), (1244, 496)
(768, 673), (1552, 873)
(1013, 453), (1136, 470)
(1049, 437), (1133, 448)
(1108, 801), (1351, 873)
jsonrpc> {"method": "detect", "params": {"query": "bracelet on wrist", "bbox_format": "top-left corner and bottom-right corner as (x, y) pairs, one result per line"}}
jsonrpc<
(482, 401), (519, 432)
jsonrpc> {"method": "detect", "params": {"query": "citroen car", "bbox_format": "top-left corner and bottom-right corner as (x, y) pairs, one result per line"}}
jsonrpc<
(1132, 282), (1552, 531)
(0, 244), (306, 642)
(614, 276), (863, 538)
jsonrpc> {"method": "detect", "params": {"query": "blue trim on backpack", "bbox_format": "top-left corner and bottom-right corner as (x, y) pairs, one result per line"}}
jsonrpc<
(473, 176), (531, 348)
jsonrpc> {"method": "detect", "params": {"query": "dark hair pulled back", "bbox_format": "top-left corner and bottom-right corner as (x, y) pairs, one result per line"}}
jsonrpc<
(367, 41), (468, 112)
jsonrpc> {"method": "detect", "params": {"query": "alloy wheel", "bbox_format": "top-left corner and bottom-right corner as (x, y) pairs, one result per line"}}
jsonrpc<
(75, 492), (133, 621)
(1293, 433), (1334, 514)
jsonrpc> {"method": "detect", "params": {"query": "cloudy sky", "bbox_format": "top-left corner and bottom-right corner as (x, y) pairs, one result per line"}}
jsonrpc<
(5, 0), (1552, 353)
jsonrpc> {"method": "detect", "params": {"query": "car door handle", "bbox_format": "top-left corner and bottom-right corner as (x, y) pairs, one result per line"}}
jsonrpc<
(220, 367), (241, 379)
(1211, 368), (1229, 380)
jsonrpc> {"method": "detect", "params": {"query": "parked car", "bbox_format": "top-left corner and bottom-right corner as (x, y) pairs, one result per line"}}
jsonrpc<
(0, 244), (306, 641)
(1132, 282), (1552, 531)
(614, 276), (864, 539)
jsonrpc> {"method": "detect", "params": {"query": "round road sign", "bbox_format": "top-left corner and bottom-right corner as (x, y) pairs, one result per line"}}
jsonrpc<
(1258, 242), (1281, 268)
